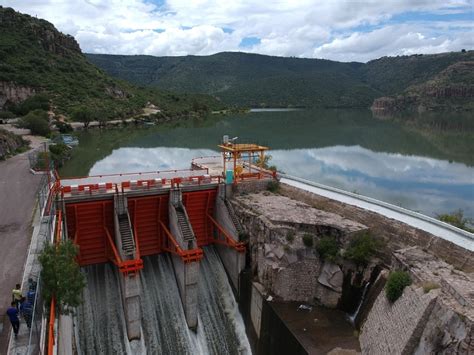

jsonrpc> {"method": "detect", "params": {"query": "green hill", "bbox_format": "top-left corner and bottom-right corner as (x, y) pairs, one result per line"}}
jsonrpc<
(0, 6), (222, 119)
(86, 51), (474, 110)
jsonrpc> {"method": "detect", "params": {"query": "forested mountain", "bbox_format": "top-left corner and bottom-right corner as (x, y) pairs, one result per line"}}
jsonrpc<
(0, 6), (222, 119)
(87, 50), (474, 111)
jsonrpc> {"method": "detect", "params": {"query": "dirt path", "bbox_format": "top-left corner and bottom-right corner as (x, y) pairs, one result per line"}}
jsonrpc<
(0, 139), (44, 353)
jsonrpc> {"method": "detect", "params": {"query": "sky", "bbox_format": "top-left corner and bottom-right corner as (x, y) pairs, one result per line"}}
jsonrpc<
(2, 0), (473, 62)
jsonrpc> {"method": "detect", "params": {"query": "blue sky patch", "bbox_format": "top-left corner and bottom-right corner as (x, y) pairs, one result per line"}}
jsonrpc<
(239, 36), (261, 47)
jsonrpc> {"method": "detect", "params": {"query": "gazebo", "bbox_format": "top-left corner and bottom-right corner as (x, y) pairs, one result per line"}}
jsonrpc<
(218, 138), (270, 184)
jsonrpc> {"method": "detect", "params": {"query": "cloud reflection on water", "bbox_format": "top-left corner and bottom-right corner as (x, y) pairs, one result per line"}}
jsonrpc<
(89, 145), (474, 218)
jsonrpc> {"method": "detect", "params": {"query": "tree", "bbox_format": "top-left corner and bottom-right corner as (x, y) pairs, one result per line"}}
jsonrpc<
(345, 231), (379, 266)
(71, 106), (94, 128)
(39, 240), (85, 314)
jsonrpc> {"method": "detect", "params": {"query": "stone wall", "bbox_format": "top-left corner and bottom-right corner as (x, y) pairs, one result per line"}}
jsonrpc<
(360, 286), (438, 354)
(414, 299), (474, 354)
(232, 192), (368, 306)
(279, 184), (474, 272)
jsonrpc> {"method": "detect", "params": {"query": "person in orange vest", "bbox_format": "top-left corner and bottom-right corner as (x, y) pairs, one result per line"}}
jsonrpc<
(12, 284), (22, 310)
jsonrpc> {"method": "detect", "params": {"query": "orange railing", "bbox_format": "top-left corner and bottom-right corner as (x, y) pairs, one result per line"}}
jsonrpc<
(160, 222), (204, 263)
(103, 227), (143, 275)
(47, 209), (63, 355)
(47, 297), (56, 355)
(207, 215), (246, 252)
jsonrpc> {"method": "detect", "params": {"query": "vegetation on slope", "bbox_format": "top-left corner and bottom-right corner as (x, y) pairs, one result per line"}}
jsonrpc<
(86, 50), (473, 111)
(86, 52), (381, 108)
(0, 6), (223, 119)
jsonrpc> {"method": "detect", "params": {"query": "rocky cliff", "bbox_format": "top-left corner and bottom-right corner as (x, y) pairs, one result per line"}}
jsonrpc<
(0, 128), (27, 159)
(372, 61), (474, 117)
(0, 81), (35, 109)
(0, 6), (81, 56)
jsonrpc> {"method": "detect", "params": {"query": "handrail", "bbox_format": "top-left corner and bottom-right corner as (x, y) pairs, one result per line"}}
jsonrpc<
(103, 227), (143, 275)
(59, 168), (202, 181)
(159, 221), (203, 263)
(55, 210), (62, 245)
(207, 215), (246, 252)
(47, 210), (62, 355)
(47, 297), (55, 355)
(104, 227), (124, 266)
(133, 224), (141, 259)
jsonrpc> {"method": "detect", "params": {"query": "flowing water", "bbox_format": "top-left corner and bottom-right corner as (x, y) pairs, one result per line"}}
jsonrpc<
(76, 248), (251, 354)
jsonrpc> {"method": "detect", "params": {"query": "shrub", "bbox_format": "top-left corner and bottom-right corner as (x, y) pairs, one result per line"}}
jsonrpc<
(19, 109), (50, 136)
(0, 111), (15, 119)
(286, 231), (295, 243)
(302, 234), (314, 247)
(55, 121), (73, 133)
(385, 271), (411, 303)
(267, 180), (280, 193)
(12, 94), (50, 116)
(316, 236), (339, 262)
(436, 209), (473, 233)
(49, 143), (70, 168)
(345, 232), (378, 266)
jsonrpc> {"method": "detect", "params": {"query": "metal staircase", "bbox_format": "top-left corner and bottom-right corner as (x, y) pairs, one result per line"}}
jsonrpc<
(176, 206), (194, 241)
(224, 199), (243, 235)
(118, 214), (134, 258)
(115, 192), (136, 259)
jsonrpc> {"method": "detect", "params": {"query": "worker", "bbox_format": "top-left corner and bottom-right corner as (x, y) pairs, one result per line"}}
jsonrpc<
(6, 302), (20, 337)
(20, 297), (33, 329)
(12, 284), (22, 310)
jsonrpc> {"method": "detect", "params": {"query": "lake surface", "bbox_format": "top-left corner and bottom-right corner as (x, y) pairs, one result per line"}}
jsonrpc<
(60, 109), (474, 220)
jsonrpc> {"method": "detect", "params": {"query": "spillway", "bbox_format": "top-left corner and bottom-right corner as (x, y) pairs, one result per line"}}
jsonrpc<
(75, 247), (251, 354)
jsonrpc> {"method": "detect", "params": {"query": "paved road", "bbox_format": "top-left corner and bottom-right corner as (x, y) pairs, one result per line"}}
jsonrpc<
(0, 150), (42, 353)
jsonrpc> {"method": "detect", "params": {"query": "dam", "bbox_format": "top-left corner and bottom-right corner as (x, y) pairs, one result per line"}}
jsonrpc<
(42, 141), (272, 354)
(11, 139), (473, 355)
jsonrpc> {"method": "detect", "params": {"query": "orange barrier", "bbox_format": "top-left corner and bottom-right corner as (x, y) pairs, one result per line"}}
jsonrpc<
(207, 215), (246, 252)
(160, 222), (204, 263)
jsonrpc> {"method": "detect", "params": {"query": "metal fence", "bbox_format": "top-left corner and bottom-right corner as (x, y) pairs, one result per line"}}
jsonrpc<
(22, 175), (57, 355)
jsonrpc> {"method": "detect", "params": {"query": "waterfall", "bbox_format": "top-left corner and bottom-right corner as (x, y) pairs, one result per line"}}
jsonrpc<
(75, 264), (132, 354)
(348, 282), (370, 325)
(76, 247), (251, 354)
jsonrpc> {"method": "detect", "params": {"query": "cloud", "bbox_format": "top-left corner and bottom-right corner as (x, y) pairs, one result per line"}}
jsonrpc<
(2, 0), (473, 61)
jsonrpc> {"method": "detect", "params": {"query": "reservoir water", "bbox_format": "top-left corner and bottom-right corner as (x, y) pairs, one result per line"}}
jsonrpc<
(60, 108), (474, 220)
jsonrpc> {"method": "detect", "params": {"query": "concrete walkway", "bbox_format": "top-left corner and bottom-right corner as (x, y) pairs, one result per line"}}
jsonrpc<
(0, 140), (44, 354)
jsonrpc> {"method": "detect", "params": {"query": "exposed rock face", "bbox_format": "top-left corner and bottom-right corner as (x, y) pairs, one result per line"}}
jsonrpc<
(0, 128), (26, 158)
(360, 247), (474, 354)
(371, 61), (474, 116)
(0, 81), (35, 109)
(318, 262), (343, 292)
(232, 192), (368, 306)
(0, 6), (81, 56)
